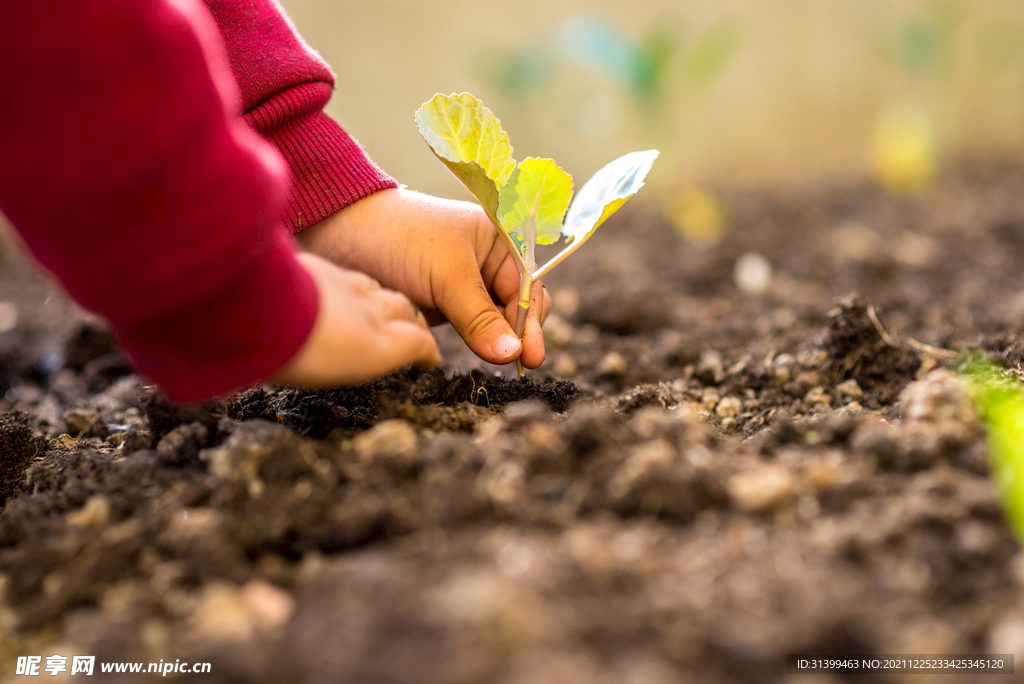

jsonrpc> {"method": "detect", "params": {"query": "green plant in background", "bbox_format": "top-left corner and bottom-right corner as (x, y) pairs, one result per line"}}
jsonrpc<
(416, 93), (658, 378)
(963, 355), (1024, 544)
(483, 16), (741, 124)
(872, 1), (962, 198)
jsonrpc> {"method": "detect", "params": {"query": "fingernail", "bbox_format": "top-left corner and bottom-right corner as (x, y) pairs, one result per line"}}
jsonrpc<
(492, 334), (522, 359)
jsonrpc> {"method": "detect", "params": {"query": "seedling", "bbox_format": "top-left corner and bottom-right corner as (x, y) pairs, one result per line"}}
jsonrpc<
(964, 356), (1024, 544)
(415, 92), (658, 377)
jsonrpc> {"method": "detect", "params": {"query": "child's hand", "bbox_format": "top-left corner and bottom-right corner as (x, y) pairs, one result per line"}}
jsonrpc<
(296, 188), (552, 369)
(270, 253), (441, 387)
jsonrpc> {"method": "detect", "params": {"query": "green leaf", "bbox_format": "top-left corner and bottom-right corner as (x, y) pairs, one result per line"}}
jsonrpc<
(562, 149), (659, 246)
(497, 158), (573, 251)
(967, 358), (1024, 543)
(415, 93), (517, 219)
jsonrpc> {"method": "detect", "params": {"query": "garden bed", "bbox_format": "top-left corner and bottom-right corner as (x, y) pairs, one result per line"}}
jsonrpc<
(0, 162), (1023, 682)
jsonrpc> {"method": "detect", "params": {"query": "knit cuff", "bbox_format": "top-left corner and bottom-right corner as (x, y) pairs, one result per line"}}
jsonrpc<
(118, 229), (319, 402)
(244, 82), (398, 234)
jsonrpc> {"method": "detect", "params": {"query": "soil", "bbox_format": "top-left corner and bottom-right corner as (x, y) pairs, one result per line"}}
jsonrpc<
(1, 162), (1024, 683)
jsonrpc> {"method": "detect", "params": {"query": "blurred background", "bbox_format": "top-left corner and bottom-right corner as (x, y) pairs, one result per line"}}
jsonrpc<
(282, 0), (1024, 236)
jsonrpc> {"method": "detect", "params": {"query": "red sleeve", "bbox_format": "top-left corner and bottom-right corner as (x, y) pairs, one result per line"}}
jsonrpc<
(203, 0), (398, 233)
(0, 0), (319, 402)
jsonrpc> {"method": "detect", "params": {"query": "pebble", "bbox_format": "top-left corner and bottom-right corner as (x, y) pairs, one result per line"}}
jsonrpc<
(715, 396), (742, 419)
(597, 352), (627, 377)
(552, 353), (578, 377)
(900, 369), (978, 429)
(575, 324), (600, 345)
(804, 387), (833, 407)
(524, 423), (565, 452)
(833, 221), (887, 264)
(63, 409), (95, 436)
(700, 388), (720, 412)
(240, 579), (295, 632)
(727, 466), (795, 512)
(352, 419), (418, 462)
(542, 314), (575, 347)
(987, 617), (1024, 659)
(190, 583), (253, 642)
(733, 253), (773, 295)
(835, 379), (864, 401)
(796, 349), (829, 367)
(803, 459), (839, 494)
(67, 495), (111, 528)
(48, 434), (77, 450)
(696, 350), (725, 384)
(552, 288), (581, 316)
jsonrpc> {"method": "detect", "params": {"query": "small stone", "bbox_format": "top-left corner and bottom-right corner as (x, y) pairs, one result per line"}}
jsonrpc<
(63, 409), (95, 435)
(524, 423), (565, 452)
(891, 230), (939, 268)
(773, 364), (792, 384)
(785, 370), (823, 397)
(900, 369), (980, 438)
(67, 495), (111, 528)
(597, 351), (627, 377)
(576, 324), (600, 345)
(954, 520), (1000, 558)
(835, 379), (864, 401)
(796, 349), (829, 367)
(733, 252), (773, 295)
(504, 399), (550, 423)
(715, 396), (742, 419)
(700, 388), (720, 412)
(987, 617), (1024, 660)
(552, 288), (581, 316)
(240, 579), (295, 633)
(720, 416), (738, 431)
(542, 314), (575, 347)
(804, 459), (839, 494)
(191, 582), (254, 643)
(727, 466), (795, 512)
(48, 434), (77, 450)
(695, 350), (724, 384)
(553, 353), (578, 377)
(804, 387), (833, 407)
(352, 419), (418, 462)
(833, 221), (887, 264)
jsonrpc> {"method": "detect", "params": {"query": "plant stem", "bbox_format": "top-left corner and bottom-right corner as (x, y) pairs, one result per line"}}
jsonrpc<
(513, 271), (531, 379)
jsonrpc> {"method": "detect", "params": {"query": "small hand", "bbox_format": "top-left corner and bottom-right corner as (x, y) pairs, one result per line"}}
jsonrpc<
(296, 188), (552, 369)
(270, 253), (441, 387)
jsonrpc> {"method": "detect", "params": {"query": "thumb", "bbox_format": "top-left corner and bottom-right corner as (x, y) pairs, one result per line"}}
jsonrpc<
(441, 275), (523, 364)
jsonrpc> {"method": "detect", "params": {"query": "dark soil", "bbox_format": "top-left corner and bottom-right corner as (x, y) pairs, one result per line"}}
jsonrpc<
(1, 162), (1024, 682)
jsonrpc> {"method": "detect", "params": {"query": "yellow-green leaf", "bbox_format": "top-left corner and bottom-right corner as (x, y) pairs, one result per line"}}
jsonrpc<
(563, 149), (659, 246)
(968, 359), (1024, 543)
(497, 158), (573, 249)
(415, 93), (517, 219)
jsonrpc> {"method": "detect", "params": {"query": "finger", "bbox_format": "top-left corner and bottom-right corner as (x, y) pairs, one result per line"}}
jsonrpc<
(373, 288), (428, 328)
(520, 281), (546, 369)
(436, 268), (522, 365)
(382, 319), (442, 369)
(339, 269), (382, 293)
(490, 255), (523, 308)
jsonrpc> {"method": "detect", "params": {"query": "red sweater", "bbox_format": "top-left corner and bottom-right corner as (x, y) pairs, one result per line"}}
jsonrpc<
(0, 0), (396, 402)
